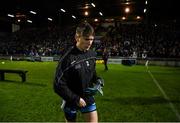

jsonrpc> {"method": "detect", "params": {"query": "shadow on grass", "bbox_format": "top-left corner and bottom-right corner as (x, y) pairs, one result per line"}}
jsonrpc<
(102, 96), (180, 105)
(0, 80), (47, 87)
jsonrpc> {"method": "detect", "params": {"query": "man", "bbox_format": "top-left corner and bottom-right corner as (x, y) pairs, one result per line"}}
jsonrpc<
(54, 22), (103, 122)
(102, 48), (109, 70)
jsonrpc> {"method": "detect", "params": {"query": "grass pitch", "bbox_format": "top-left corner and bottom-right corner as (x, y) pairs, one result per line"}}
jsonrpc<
(0, 60), (180, 122)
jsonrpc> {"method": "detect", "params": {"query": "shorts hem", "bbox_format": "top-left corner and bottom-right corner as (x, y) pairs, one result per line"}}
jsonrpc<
(81, 109), (97, 114)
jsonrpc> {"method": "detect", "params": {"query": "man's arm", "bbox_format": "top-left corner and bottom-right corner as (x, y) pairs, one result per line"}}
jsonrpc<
(91, 57), (104, 86)
(54, 58), (80, 105)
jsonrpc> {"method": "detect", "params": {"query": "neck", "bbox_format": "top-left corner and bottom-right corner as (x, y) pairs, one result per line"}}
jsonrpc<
(76, 44), (85, 52)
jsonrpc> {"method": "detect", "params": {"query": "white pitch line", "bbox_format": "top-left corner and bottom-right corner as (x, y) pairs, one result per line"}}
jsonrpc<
(147, 68), (180, 121)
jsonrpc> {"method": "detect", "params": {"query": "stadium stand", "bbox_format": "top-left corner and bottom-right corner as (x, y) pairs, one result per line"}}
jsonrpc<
(0, 21), (179, 59)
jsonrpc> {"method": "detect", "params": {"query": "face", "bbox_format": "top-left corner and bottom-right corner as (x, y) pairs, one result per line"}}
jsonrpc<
(76, 35), (94, 51)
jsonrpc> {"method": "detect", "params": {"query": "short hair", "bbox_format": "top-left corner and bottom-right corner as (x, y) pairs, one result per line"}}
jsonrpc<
(76, 22), (95, 37)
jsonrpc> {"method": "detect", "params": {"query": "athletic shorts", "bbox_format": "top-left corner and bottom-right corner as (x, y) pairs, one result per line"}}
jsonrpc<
(61, 96), (96, 121)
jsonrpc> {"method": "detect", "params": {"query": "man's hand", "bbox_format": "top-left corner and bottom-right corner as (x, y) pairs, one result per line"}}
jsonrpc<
(78, 98), (86, 107)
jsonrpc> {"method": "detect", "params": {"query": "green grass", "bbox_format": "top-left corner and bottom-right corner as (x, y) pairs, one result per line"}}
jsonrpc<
(0, 60), (180, 122)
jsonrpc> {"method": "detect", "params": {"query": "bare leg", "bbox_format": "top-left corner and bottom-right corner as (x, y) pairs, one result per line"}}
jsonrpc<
(83, 110), (98, 123)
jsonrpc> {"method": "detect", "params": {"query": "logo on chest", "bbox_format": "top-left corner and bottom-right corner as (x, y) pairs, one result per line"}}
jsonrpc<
(86, 61), (90, 66)
(74, 60), (91, 69)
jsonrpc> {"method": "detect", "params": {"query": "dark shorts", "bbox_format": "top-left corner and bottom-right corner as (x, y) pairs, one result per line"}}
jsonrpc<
(61, 96), (96, 121)
(63, 102), (96, 113)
